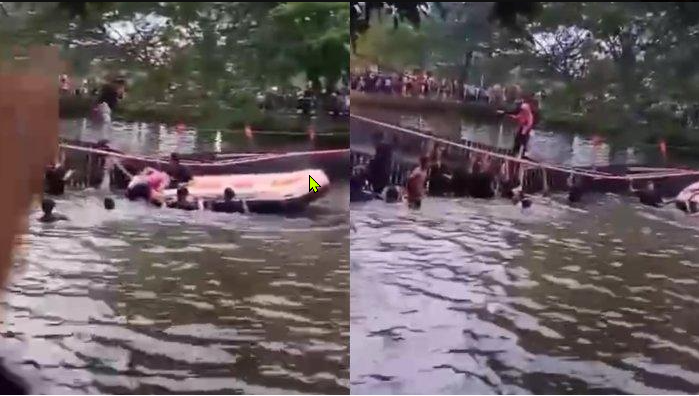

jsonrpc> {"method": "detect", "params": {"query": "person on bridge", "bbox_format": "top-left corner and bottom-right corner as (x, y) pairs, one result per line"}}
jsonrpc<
(499, 95), (536, 158)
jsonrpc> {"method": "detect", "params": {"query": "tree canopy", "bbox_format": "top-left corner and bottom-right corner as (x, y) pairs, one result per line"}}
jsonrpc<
(353, 2), (699, 139)
(1, 2), (350, 108)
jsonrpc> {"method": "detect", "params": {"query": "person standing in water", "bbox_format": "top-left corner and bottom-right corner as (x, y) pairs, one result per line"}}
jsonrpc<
(406, 156), (430, 209)
(427, 146), (451, 196)
(167, 153), (193, 188)
(368, 133), (394, 194)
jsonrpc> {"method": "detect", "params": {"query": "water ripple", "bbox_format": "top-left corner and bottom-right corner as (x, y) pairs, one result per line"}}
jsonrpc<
(351, 194), (699, 394)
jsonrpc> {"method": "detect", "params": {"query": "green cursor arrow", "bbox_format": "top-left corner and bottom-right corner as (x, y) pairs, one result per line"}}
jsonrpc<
(309, 175), (321, 193)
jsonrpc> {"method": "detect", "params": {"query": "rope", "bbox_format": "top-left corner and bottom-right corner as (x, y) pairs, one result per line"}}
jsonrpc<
(60, 143), (348, 168)
(351, 114), (699, 182)
(191, 128), (348, 137)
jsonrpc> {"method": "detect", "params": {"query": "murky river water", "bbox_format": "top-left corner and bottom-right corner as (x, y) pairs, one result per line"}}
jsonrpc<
(60, 118), (344, 156)
(351, 195), (699, 394)
(0, 119), (349, 394)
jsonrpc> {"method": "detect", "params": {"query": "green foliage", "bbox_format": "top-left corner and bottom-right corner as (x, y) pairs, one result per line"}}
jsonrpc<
(1, 2), (349, 114)
(355, 2), (699, 139)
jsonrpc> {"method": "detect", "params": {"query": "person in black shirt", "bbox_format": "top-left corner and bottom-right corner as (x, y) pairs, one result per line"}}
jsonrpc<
(104, 197), (115, 210)
(96, 78), (126, 111)
(210, 188), (246, 214)
(367, 133), (394, 193)
(634, 181), (664, 207)
(166, 187), (199, 211)
(350, 166), (375, 202)
(0, 363), (26, 394)
(427, 147), (451, 196)
(38, 199), (68, 223)
(167, 153), (193, 188)
(44, 164), (67, 195)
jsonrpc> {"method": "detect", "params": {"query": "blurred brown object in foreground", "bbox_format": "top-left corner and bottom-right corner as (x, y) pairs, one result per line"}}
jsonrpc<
(0, 46), (60, 288)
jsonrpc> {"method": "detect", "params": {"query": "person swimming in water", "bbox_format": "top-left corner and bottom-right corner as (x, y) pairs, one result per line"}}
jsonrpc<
(167, 187), (199, 211)
(104, 197), (115, 210)
(511, 186), (532, 210)
(38, 198), (68, 223)
(406, 156), (429, 209)
(125, 167), (170, 206)
(209, 188), (246, 214)
(631, 180), (665, 207)
(383, 185), (402, 203)
(350, 165), (376, 202)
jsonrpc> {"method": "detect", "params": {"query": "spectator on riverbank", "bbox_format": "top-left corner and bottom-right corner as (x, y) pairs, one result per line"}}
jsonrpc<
(350, 69), (532, 108)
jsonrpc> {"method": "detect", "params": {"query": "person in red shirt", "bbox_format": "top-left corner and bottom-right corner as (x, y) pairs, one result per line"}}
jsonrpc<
(499, 96), (535, 158)
(406, 156), (430, 209)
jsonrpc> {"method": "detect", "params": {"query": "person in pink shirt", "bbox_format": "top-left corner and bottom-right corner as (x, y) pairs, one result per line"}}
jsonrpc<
(126, 167), (170, 205)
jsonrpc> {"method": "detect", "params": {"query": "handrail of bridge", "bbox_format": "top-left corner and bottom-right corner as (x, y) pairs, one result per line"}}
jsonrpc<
(351, 114), (699, 182)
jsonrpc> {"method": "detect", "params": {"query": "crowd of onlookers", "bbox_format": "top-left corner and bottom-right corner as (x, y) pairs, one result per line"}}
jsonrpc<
(350, 69), (544, 107)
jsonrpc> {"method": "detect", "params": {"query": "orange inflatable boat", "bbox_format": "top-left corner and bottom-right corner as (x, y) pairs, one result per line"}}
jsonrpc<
(163, 169), (330, 213)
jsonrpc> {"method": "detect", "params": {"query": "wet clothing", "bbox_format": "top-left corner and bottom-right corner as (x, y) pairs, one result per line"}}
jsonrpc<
(368, 143), (393, 193)
(167, 163), (193, 187)
(637, 189), (663, 207)
(96, 84), (120, 111)
(167, 200), (199, 211)
(428, 163), (451, 196)
(350, 174), (375, 202)
(568, 185), (584, 203)
(407, 166), (428, 207)
(408, 199), (422, 210)
(38, 213), (68, 223)
(0, 364), (26, 394)
(146, 171), (170, 192)
(451, 168), (470, 197)
(469, 172), (495, 199)
(384, 186), (401, 203)
(126, 182), (151, 201)
(44, 166), (67, 195)
(210, 200), (246, 214)
(499, 179), (517, 199)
